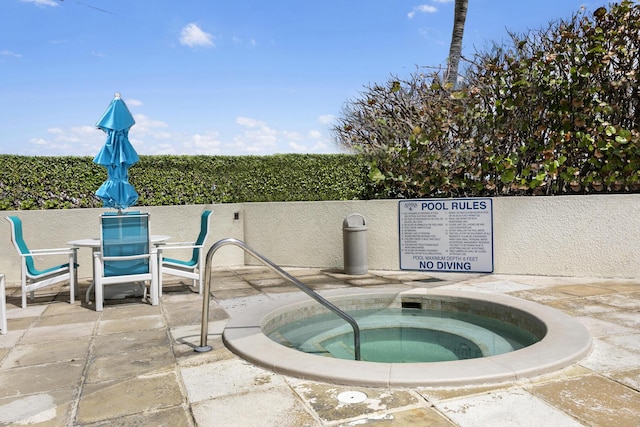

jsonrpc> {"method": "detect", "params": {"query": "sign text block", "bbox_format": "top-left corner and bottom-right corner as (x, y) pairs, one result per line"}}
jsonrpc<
(399, 199), (493, 273)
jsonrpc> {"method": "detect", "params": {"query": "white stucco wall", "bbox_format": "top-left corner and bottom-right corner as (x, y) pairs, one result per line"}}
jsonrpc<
(1, 194), (638, 284)
(491, 195), (636, 277)
(241, 200), (401, 270)
(0, 204), (246, 285)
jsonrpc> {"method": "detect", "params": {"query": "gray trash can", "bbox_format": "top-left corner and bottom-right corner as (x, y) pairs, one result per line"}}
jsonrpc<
(343, 213), (367, 275)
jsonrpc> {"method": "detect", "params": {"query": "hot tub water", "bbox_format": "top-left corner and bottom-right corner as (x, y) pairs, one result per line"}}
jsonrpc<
(267, 307), (540, 363)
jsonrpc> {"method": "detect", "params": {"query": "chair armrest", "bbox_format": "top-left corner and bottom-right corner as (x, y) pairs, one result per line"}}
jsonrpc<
(102, 253), (153, 262)
(26, 247), (78, 257)
(158, 242), (204, 250)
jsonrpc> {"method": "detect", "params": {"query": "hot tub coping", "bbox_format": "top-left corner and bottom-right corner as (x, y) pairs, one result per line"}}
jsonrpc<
(223, 287), (592, 388)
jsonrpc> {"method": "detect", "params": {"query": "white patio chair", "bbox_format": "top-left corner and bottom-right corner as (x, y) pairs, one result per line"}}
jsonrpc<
(159, 210), (212, 295)
(6, 216), (78, 309)
(93, 212), (158, 311)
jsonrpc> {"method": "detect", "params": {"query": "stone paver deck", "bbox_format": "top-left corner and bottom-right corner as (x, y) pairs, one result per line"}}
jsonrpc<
(1, 267), (638, 426)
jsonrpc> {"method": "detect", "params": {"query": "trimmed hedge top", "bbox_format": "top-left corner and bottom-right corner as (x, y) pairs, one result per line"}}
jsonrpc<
(0, 154), (371, 210)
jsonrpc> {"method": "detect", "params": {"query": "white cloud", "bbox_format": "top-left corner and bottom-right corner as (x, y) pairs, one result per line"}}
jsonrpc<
(151, 131), (222, 155)
(310, 140), (333, 152)
(307, 128), (336, 153)
(20, 110), (340, 156)
(21, 0), (59, 7)
(29, 137), (48, 145)
(38, 126), (103, 155)
(179, 23), (215, 48)
(318, 114), (335, 125)
(231, 117), (278, 153)
(25, 113), (170, 156)
(308, 130), (322, 139)
(231, 118), (320, 154)
(282, 130), (303, 141)
(229, 116), (342, 154)
(131, 114), (168, 134)
(126, 99), (143, 107)
(1, 50), (22, 58)
(289, 141), (308, 152)
(50, 125), (96, 143)
(231, 36), (257, 47)
(185, 132), (222, 152)
(236, 117), (261, 128)
(408, 5), (438, 19)
(27, 132), (77, 155)
(289, 138), (334, 154)
(153, 142), (178, 155)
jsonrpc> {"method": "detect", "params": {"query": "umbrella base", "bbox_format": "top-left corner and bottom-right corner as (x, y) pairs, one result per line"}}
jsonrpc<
(104, 282), (145, 300)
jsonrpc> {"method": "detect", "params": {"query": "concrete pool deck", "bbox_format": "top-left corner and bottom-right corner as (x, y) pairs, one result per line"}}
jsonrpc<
(1, 267), (639, 426)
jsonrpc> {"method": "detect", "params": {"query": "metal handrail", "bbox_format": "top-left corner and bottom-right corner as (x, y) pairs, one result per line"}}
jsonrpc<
(195, 238), (361, 360)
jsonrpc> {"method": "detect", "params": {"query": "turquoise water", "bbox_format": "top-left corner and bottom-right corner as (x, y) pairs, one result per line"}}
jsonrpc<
(267, 308), (540, 363)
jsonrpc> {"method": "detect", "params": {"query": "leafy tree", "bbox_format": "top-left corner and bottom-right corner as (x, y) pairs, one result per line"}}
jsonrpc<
(334, 1), (639, 198)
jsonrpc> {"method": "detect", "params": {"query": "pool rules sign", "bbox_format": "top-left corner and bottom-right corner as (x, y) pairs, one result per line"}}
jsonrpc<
(399, 198), (494, 273)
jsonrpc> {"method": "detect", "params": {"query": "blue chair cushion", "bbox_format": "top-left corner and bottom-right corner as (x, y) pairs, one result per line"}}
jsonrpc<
(101, 213), (150, 277)
(163, 257), (196, 268)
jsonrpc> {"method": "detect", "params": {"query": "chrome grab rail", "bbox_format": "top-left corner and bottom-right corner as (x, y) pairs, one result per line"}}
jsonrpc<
(195, 238), (361, 360)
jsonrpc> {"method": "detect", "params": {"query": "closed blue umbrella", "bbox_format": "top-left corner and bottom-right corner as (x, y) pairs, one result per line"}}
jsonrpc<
(94, 93), (139, 211)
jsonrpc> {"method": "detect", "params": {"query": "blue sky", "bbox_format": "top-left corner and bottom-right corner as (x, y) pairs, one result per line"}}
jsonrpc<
(2, 0), (608, 156)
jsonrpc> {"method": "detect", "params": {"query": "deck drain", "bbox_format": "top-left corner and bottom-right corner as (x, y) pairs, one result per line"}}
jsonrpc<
(337, 391), (367, 404)
(416, 277), (445, 283)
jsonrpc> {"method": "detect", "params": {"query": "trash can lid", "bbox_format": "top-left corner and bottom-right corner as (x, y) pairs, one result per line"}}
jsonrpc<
(343, 214), (366, 229)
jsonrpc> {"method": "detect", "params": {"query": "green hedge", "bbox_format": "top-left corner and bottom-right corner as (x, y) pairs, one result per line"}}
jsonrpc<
(0, 154), (372, 210)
